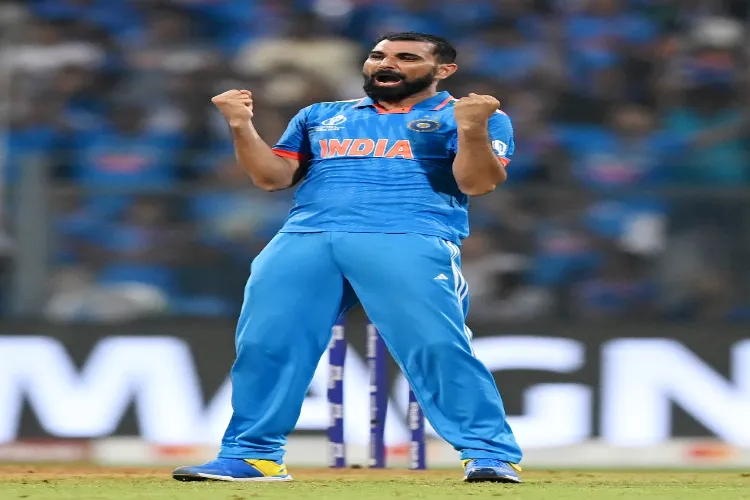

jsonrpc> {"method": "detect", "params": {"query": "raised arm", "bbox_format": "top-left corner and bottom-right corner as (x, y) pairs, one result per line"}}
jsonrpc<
(211, 89), (303, 191)
(451, 94), (511, 196)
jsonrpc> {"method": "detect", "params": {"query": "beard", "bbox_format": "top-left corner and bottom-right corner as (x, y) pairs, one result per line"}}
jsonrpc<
(362, 68), (436, 103)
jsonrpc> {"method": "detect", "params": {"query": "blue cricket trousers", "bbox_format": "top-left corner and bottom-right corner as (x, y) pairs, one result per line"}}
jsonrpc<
(218, 231), (522, 463)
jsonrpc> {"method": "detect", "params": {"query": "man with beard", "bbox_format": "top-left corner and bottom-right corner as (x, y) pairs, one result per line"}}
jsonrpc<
(173, 32), (521, 483)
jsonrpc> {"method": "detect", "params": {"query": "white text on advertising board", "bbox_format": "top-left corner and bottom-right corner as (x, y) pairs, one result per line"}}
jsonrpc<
(0, 336), (748, 447)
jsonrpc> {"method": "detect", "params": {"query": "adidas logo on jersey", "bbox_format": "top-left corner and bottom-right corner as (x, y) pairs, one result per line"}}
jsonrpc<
(434, 274), (449, 280)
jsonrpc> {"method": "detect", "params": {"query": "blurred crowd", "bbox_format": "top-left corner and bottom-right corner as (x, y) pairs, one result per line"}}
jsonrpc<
(1, 0), (749, 322)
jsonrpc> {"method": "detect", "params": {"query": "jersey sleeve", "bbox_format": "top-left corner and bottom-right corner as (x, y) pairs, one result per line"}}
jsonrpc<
(487, 111), (514, 166)
(272, 106), (312, 160)
(449, 111), (515, 166)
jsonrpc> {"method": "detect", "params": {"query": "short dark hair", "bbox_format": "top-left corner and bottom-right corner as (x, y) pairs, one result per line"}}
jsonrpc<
(374, 32), (457, 64)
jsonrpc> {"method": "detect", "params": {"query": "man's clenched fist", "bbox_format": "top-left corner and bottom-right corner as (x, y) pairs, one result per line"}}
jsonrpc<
(211, 89), (253, 127)
(454, 93), (500, 130)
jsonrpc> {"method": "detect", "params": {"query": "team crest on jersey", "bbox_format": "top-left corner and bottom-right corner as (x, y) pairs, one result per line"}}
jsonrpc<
(407, 119), (441, 132)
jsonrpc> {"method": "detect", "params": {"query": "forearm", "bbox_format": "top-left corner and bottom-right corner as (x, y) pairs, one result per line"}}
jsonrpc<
(230, 121), (298, 191)
(452, 127), (507, 196)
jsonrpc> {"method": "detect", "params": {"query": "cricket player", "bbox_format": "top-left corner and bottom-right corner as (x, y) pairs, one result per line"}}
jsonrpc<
(173, 32), (522, 483)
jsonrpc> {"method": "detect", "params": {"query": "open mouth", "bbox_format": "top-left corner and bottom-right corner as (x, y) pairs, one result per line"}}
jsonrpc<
(374, 74), (404, 87)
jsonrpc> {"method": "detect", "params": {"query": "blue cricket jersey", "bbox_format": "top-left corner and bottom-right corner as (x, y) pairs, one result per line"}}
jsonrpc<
(271, 90), (514, 244)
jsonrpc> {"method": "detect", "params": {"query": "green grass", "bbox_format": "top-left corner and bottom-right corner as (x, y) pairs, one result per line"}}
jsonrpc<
(2, 465), (749, 499)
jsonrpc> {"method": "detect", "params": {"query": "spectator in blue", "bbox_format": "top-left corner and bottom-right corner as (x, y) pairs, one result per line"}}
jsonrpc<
(559, 104), (679, 253)
(574, 249), (658, 320)
(71, 100), (185, 217)
(118, 5), (219, 107)
(175, 155), (293, 316)
(189, 155), (292, 264)
(27, 0), (143, 45)
(502, 90), (568, 185)
(55, 191), (103, 266)
(562, 0), (658, 89)
(462, 22), (553, 84)
(361, 0), (454, 43)
(51, 65), (107, 135)
(77, 195), (187, 306)
(662, 55), (749, 277)
(664, 70), (748, 185)
(441, 0), (500, 36)
(527, 191), (604, 298)
(173, 0), (289, 56)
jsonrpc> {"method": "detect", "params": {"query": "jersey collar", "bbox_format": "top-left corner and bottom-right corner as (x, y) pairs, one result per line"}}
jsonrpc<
(353, 91), (454, 114)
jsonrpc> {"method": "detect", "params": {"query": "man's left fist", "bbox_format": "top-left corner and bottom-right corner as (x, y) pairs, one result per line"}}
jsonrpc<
(454, 93), (500, 129)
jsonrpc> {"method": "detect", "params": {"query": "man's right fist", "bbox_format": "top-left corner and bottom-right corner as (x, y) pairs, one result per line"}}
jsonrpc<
(211, 89), (253, 126)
